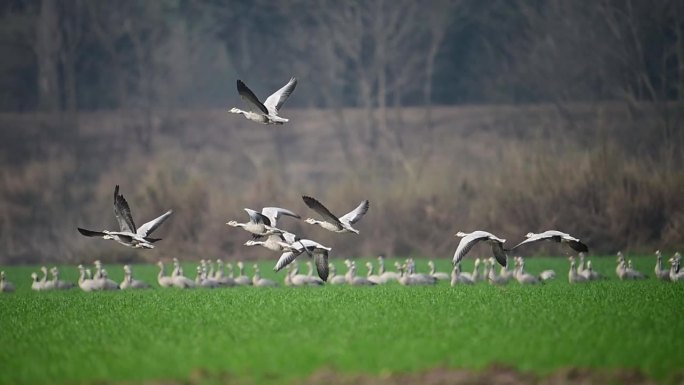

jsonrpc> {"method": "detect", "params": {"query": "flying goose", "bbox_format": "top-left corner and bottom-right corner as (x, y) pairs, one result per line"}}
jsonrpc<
(227, 207), (298, 238)
(327, 263), (347, 285)
(452, 231), (508, 267)
(78, 185), (173, 249)
(229, 77), (297, 124)
(511, 230), (588, 253)
(0, 271), (15, 293)
(273, 239), (331, 281)
(120, 265), (150, 289)
(302, 196), (369, 234)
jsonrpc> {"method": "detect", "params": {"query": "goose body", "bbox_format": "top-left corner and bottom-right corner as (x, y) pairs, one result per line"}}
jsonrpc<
(451, 265), (474, 286)
(511, 230), (588, 253)
(31, 272), (43, 291)
(655, 250), (670, 281)
(77, 265), (98, 292)
(227, 208), (292, 239)
(568, 257), (587, 283)
(274, 239), (331, 281)
(427, 260), (449, 281)
(327, 264), (347, 285)
(49, 267), (75, 290)
(214, 260), (236, 286)
(234, 262), (252, 286)
(377, 256), (400, 282)
(365, 262), (385, 284)
(195, 266), (220, 288)
(120, 265), (150, 289)
(229, 78), (297, 124)
(302, 196), (369, 234)
(514, 257), (540, 284)
(78, 185), (172, 249)
(0, 271), (15, 293)
(157, 261), (175, 287)
(252, 264), (277, 287)
(346, 262), (376, 286)
(452, 231), (508, 267)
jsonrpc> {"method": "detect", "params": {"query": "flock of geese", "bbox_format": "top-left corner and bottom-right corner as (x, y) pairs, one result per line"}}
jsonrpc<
(1, 80), (682, 292)
(2, 250), (682, 293)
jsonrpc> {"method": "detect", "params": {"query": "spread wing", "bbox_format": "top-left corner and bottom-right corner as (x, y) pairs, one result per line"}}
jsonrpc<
(77, 227), (106, 238)
(313, 250), (329, 281)
(237, 80), (269, 115)
(113, 185), (136, 233)
(137, 210), (173, 237)
(339, 200), (369, 225)
(263, 77), (297, 115)
(302, 196), (343, 227)
(260, 207), (300, 228)
(245, 208), (271, 225)
(452, 234), (487, 265)
(491, 242), (508, 267)
(510, 233), (552, 250)
(274, 250), (303, 272)
(568, 240), (589, 253)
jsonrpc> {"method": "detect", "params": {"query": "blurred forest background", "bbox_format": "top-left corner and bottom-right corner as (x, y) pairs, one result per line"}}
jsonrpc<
(0, 0), (682, 264)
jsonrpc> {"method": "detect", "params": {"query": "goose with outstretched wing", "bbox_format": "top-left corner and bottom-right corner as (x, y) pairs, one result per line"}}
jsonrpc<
(227, 206), (299, 238)
(302, 196), (369, 234)
(452, 230), (508, 267)
(77, 185), (173, 249)
(274, 239), (331, 281)
(510, 230), (588, 253)
(229, 78), (297, 124)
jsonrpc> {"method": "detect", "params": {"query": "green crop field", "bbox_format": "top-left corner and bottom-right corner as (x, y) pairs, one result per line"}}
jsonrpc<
(1, 256), (683, 385)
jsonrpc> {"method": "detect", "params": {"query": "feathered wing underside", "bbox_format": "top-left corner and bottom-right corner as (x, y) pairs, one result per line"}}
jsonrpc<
(491, 242), (508, 267)
(113, 185), (136, 233)
(314, 251), (329, 281)
(260, 207), (300, 227)
(236, 80), (269, 115)
(274, 251), (301, 272)
(137, 210), (173, 237)
(510, 234), (548, 250)
(302, 196), (343, 227)
(568, 240), (589, 253)
(263, 77), (297, 114)
(339, 200), (370, 225)
(245, 208), (271, 225)
(77, 227), (106, 238)
(452, 235), (486, 265)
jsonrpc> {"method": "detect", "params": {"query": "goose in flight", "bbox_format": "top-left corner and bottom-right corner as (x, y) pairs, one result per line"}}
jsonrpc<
(302, 196), (369, 234)
(227, 207), (299, 238)
(229, 78), (297, 124)
(274, 239), (330, 281)
(78, 185), (173, 249)
(511, 230), (588, 253)
(452, 231), (508, 267)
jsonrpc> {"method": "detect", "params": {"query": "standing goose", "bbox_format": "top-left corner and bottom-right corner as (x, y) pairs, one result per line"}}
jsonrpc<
(305, 261), (325, 285)
(513, 257), (540, 285)
(626, 260), (647, 279)
(214, 260), (236, 286)
(346, 262), (376, 286)
(427, 260), (450, 281)
(31, 272), (43, 291)
(582, 261), (601, 281)
(511, 230), (588, 253)
(252, 264), (277, 287)
(229, 77), (297, 124)
(568, 256), (587, 283)
(78, 185), (173, 249)
(654, 250), (670, 281)
(50, 267), (75, 290)
(365, 262), (385, 284)
(450, 264), (475, 286)
(327, 263), (347, 285)
(452, 231), (508, 268)
(121, 265), (150, 289)
(485, 258), (508, 285)
(0, 271), (15, 293)
(39, 266), (55, 291)
(99, 269), (120, 290)
(156, 261), (174, 288)
(77, 265), (98, 292)
(302, 196), (369, 234)
(233, 261), (252, 286)
(195, 266), (220, 288)
(377, 256), (400, 282)
(273, 239), (331, 281)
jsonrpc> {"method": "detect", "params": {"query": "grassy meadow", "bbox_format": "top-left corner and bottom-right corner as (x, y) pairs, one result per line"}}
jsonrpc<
(1, 256), (683, 385)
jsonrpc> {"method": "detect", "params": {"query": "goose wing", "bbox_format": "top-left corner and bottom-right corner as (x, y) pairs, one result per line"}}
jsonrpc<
(245, 208), (271, 225)
(339, 200), (369, 225)
(77, 227), (106, 238)
(263, 77), (297, 115)
(236, 80), (269, 115)
(113, 185), (136, 233)
(568, 240), (589, 253)
(136, 210), (173, 237)
(313, 250), (329, 281)
(261, 207), (300, 228)
(302, 196), (343, 227)
(452, 233), (489, 265)
(491, 242), (508, 267)
(510, 232), (555, 250)
(274, 250), (302, 272)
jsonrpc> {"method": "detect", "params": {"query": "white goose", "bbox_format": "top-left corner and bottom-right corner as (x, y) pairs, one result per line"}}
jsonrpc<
(31, 272), (43, 291)
(214, 260), (236, 287)
(98, 269), (120, 290)
(327, 263), (347, 285)
(669, 258), (684, 282)
(450, 264), (475, 286)
(227, 208), (293, 239)
(157, 261), (175, 287)
(252, 264), (277, 287)
(377, 256), (401, 282)
(452, 231), (508, 268)
(365, 262), (385, 284)
(345, 262), (376, 286)
(485, 258), (508, 285)
(233, 261), (252, 286)
(655, 250), (670, 281)
(513, 257), (540, 285)
(39, 266), (55, 290)
(305, 261), (325, 285)
(1, 271), (15, 293)
(78, 185), (173, 249)
(77, 265), (98, 292)
(195, 266), (220, 288)
(511, 230), (589, 253)
(582, 260), (601, 281)
(427, 260), (450, 281)
(289, 262), (323, 286)
(568, 256), (587, 283)
(397, 264), (434, 286)
(50, 267), (75, 290)
(229, 77), (297, 124)
(302, 196), (369, 234)
(120, 265), (150, 289)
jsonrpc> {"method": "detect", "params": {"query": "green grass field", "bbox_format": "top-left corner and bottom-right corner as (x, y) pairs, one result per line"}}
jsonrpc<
(1, 256), (683, 384)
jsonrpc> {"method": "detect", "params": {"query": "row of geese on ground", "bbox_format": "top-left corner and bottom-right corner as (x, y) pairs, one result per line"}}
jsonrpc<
(3, 251), (682, 293)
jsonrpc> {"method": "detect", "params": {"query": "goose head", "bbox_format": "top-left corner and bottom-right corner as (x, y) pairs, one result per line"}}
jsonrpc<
(428, 261), (435, 269)
(244, 240), (256, 246)
(455, 231), (467, 237)
(304, 218), (317, 224)
(31, 272), (38, 281)
(226, 220), (239, 227)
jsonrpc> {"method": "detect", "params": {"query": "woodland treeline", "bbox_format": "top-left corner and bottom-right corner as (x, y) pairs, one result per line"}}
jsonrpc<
(0, 0), (682, 263)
